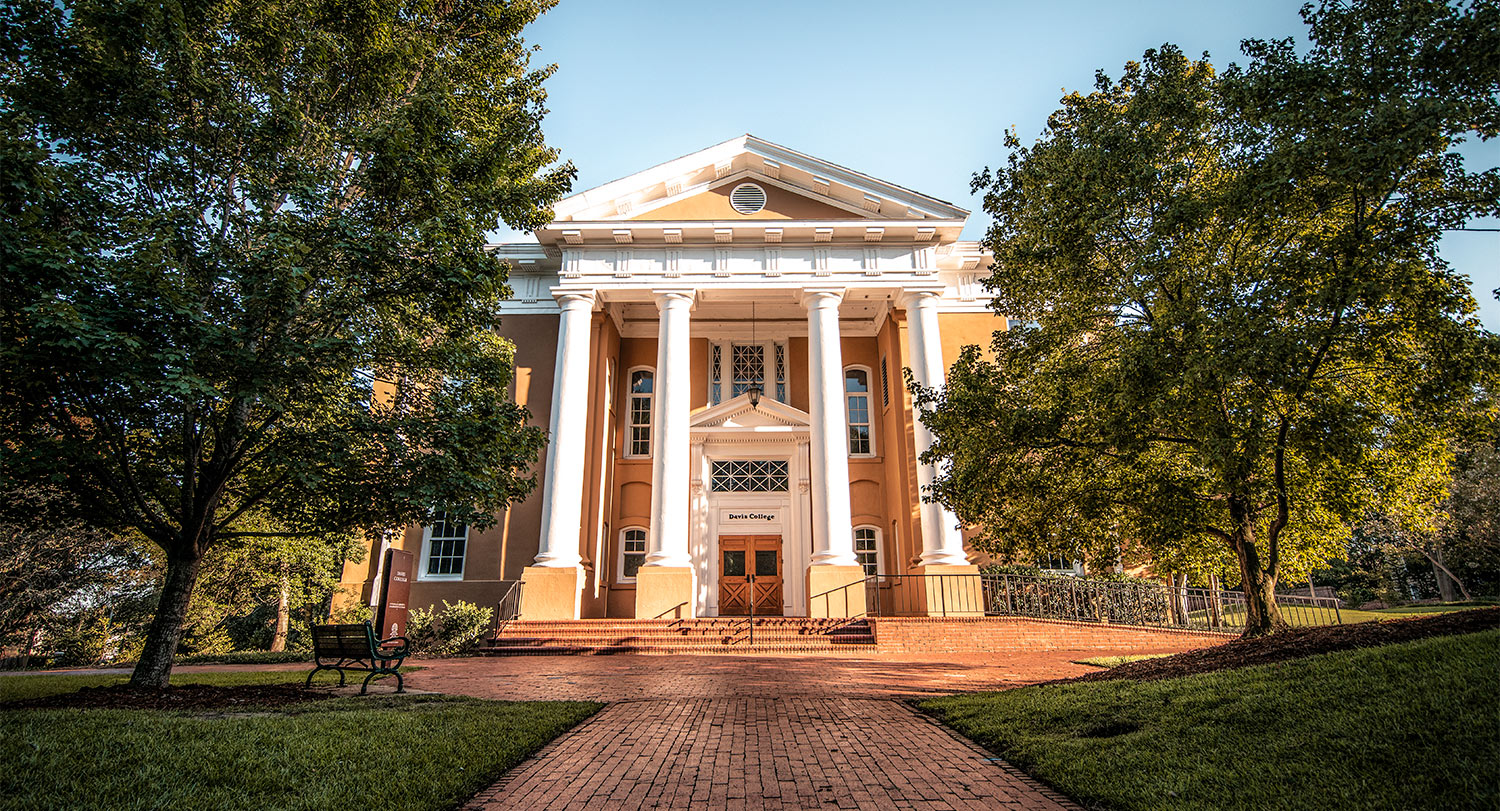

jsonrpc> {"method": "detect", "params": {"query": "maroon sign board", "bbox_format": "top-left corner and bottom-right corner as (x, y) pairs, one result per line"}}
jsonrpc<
(376, 548), (414, 641)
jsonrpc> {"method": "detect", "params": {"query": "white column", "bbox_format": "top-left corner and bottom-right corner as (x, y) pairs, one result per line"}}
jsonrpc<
(901, 289), (969, 566)
(645, 290), (694, 568)
(534, 289), (597, 568)
(804, 288), (858, 567)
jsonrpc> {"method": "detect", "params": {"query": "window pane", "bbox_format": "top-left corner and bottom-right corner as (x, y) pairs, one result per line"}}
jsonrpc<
(845, 369), (868, 392)
(632, 370), (653, 394)
(723, 550), (746, 577)
(755, 550), (778, 577)
(623, 553), (645, 579)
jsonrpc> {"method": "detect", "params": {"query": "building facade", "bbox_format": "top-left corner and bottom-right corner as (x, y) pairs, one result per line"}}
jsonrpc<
(338, 136), (1003, 620)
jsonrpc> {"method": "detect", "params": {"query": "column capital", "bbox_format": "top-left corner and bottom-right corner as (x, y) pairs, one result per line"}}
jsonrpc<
(897, 287), (945, 309)
(797, 287), (845, 308)
(653, 288), (696, 310)
(552, 288), (597, 309)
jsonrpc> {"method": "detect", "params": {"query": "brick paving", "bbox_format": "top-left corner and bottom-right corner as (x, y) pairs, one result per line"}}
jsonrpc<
(428, 650), (1166, 809)
(464, 696), (1078, 810)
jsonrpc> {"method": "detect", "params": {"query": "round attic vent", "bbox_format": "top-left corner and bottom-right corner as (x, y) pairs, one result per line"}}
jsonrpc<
(729, 182), (767, 215)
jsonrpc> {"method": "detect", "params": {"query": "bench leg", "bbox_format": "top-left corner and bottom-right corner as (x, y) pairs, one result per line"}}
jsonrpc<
(304, 666), (323, 688)
(394, 670), (405, 694)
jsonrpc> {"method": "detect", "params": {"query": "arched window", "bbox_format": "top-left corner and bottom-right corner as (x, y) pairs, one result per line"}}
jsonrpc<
(421, 511), (468, 580)
(618, 527), (648, 583)
(845, 367), (874, 456)
(854, 526), (882, 576)
(627, 368), (653, 457)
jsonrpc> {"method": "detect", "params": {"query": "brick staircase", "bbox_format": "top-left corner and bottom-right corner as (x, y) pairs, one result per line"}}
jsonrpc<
(481, 617), (876, 655)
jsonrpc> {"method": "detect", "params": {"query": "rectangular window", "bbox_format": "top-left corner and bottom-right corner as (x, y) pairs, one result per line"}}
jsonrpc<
(628, 369), (653, 457)
(620, 528), (647, 582)
(426, 512), (468, 577)
(710, 345), (722, 405)
(854, 527), (880, 576)
(710, 460), (790, 492)
(775, 343), (786, 403)
(731, 344), (764, 398)
(846, 368), (872, 456)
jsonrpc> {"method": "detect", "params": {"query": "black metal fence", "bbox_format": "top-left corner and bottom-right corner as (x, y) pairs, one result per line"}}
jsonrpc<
(865, 572), (1342, 632)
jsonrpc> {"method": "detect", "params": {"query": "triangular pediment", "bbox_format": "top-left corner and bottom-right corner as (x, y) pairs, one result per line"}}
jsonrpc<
(552, 135), (969, 224)
(691, 395), (810, 430)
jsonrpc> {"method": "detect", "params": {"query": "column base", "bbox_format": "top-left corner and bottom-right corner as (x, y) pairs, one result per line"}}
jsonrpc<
(807, 565), (868, 618)
(908, 564), (983, 617)
(519, 566), (582, 620)
(635, 567), (695, 619)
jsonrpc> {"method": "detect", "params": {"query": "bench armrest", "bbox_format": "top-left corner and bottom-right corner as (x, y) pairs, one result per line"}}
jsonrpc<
(374, 636), (409, 659)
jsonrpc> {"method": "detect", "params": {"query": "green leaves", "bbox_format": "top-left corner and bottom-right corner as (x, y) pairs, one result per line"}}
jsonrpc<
(0, 1), (568, 679)
(924, 1), (1498, 606)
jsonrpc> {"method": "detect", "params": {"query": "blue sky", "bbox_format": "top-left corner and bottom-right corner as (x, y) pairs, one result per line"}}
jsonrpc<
(503, 0), (1500, 330)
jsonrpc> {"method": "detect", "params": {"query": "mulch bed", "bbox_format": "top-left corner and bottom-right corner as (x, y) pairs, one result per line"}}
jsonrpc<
(1067, 606), (1500, 684)
(2, 683), (338, 712)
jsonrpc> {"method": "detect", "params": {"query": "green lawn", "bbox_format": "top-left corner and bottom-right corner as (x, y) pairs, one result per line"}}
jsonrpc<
(0, 670), (601, 811)
(1073, 653), (1172, 668)
(921, 629), (1500, 811)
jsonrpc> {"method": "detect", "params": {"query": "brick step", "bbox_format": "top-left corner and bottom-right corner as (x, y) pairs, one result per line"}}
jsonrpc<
(488, 628), (871, 644)
(496, 620), (867, 631)
(488, 634), (874, 646)
(477, 642), (876, 656)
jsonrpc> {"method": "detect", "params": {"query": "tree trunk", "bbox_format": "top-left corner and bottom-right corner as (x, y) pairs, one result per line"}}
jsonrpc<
(1227, 498), (1289, 637)
(1208, 573), (1223, 629)
(270, 561), (290, 653)
(1175, 573), (1191, 625)
(130, 548), (202, 688)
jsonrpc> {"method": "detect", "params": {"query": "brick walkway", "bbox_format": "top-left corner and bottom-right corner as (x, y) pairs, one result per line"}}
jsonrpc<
(464, 696), (1078, 810)
(423, 650), (1173, 810)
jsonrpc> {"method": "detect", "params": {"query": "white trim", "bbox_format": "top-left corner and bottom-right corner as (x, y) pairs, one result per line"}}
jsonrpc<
(844, 364), (876, 457)
(625, 366), (654, 459)
(616, 526), (648, 584)
(418, 514), (468, 581)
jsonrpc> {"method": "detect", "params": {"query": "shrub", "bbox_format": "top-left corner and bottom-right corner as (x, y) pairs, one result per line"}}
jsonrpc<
(406, 600), (493, 656)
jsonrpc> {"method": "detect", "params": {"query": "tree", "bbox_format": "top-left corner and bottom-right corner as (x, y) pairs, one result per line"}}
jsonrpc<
(916, 0), (1498, 636)
(0, 484), (150, 657)
(0, 0), (570, 685)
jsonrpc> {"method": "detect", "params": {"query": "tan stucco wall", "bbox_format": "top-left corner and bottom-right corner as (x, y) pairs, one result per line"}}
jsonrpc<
(631, 183), (857, 221)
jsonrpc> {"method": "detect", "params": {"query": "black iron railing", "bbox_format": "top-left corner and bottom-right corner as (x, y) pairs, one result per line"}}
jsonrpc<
(493, 580), (524, 636)
(864, 572), (1342, 631)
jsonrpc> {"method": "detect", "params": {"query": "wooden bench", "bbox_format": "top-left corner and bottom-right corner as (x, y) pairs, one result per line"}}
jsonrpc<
(305, 622), (409, 694)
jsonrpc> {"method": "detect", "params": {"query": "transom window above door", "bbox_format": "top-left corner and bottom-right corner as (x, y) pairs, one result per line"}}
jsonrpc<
(709, 341), (787, 406)
(710, 460), (790, 492)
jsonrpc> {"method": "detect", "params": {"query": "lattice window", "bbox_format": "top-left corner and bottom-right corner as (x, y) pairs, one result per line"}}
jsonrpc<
(628, 369), (653, 457)
(619, 527), (647, 582)
(775, 343), (786, 402)
(731, 344), (764, 398)
(854, 526), (881, 576)
(710, 345), (721, 405)
(425, 512), (468, 576)
(845, 368), (873, 455)
(710, 460), (790, 492)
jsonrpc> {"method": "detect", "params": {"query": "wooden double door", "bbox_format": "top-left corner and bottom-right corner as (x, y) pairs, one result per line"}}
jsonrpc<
(718, 535), (783, 616)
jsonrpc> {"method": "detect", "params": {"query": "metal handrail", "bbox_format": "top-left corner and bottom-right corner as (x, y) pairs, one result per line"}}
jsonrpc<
(493, 580), (524, 637)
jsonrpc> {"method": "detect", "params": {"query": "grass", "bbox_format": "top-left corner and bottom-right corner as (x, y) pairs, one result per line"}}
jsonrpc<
(0, 668), (416, 702)
(1074, 653), (1172, 668)
(0, 670), (601, 811)
(921, 629), (1500, 811)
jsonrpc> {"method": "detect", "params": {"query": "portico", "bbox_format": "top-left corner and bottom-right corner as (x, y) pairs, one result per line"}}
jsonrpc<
(341, 135), (997, 624)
